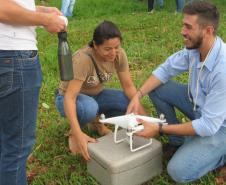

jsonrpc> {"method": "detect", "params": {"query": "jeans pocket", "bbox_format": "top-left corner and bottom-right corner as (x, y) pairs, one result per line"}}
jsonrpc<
(0, 58), (13, 97)
(20, 50), (39, 68)
(18, 51), (42, 89)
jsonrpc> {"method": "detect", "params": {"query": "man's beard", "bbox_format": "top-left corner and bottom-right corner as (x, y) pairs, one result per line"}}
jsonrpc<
(186, 35), (203, 50)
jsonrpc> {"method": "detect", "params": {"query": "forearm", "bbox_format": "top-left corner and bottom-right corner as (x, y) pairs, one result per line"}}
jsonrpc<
(64, 94), (82, 134)
(0, 0), (50, 26)
(118, 71), (137, 100)
(162, 121), (196, 136)
(124, 86), (137, 100)
(138, 75), (162, 99)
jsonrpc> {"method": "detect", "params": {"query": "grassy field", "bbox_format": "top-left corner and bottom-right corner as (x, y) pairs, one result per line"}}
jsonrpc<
(30, 0), (226, 184)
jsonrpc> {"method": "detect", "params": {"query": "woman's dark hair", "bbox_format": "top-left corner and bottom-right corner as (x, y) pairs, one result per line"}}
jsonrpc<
(183, 1), (219, 35)
(89, 20), (122, 47)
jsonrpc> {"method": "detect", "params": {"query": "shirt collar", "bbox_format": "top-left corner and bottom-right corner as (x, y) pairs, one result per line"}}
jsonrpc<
(199, 36), (221, 71)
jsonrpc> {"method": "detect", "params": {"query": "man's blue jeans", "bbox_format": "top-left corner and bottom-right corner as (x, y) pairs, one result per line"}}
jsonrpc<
(55, 89), (129, 127)
(149, 80), (226, 182)
(0, 50), (42, 185)
(61, 0), (76, 17)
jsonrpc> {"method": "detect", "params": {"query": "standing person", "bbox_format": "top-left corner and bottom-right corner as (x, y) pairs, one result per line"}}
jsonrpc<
(175, 0), (193, 14)
(127, 1), (226, 183)
(55, 20), (146, 161)
(175, 0), (185, 13)
(61, 0), (76, 17)
(148, 0), (164, 13)
(0, 1), (66, 185)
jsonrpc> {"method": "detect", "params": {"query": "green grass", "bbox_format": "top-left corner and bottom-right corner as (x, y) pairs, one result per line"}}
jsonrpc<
(30, 0), (226, 184)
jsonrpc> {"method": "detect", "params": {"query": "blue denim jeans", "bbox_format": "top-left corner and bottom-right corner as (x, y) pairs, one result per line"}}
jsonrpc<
(156, 0), (164, 7)
(175, 0), (185, 12)
(61, 0), (76, 17)
(149, 80), (226, 182)
(148, 0), (164, 11)
(0, 50), (42, 185)
(149, 80), (197, 145)
(176, 0), (192, 12)
(55, 89), (129, 127)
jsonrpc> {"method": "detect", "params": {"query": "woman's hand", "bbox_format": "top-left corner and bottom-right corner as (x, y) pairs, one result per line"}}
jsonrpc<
(126, 94), (141, 114)
(137, 103), (148, 115)
(69, 131), (97, 161)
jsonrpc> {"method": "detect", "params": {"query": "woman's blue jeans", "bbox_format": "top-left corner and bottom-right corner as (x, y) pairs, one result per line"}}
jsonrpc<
(61, 0), (76, 17)
(0, 50), (42, 185)
(149, 80), (226, 182)
(55, 89), (129, 128)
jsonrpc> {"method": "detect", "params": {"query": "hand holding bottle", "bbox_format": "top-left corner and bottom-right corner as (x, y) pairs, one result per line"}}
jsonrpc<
(40, 13), (66, 33)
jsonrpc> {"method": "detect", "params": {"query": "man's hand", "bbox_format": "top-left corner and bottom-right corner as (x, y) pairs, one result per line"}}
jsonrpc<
(135, 120), (159, 138)
(43, 13), (67, 33)
(69, 131), (97, 161)
(36, 6), (62, 15)
(36, 6), (67, 33)
(45, 7), (62, 15)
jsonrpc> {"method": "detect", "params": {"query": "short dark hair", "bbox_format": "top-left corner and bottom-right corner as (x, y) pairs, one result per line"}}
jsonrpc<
(183, 1), (219, 35)
(89, 20), (122, 47)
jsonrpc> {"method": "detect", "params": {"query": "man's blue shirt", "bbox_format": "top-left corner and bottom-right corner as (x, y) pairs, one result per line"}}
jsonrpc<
(153, 36), (226, 136)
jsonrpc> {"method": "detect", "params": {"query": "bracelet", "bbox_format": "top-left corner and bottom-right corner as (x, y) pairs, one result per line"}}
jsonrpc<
(159, 123), (164, 136)
(138, 89), (144, 98)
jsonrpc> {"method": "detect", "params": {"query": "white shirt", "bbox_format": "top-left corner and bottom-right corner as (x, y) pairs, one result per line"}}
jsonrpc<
(0, 0), (37, 50)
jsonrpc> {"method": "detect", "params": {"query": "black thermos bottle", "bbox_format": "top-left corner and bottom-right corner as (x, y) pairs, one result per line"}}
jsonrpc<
(58, 31), (73, 81)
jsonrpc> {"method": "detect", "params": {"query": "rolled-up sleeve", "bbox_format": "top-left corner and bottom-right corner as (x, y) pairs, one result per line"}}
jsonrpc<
(152, 49), (190, 83)
(192, 71), (226, 136)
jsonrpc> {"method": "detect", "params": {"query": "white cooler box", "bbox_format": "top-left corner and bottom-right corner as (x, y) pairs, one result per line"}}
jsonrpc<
(87, 129), (162, 185)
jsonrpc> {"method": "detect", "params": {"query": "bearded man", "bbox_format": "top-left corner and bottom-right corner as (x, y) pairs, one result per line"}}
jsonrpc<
(127, 1), (226, 183)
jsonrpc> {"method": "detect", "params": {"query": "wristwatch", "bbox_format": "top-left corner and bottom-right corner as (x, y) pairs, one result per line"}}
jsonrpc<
(159, 123), (164, 136)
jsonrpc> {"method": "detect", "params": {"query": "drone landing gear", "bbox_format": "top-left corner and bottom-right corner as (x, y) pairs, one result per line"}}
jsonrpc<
(114, 125), (153, 152)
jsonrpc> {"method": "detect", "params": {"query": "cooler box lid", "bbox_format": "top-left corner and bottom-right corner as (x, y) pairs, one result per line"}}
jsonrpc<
(88, 129), (162, 173)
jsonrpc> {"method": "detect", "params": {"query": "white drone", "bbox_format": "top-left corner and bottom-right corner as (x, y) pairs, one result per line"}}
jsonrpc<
(99, 113), (167, 152)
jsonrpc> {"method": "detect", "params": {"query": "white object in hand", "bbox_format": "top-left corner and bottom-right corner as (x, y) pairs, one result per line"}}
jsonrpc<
(59, 15), (68, 27)
(99, 113), (166, 129)
(99, 113), (166, 152)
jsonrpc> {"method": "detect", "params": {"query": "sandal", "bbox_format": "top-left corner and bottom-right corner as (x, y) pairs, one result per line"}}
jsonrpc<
(89, 121), (112, 136)
(215, 165), (226, 184)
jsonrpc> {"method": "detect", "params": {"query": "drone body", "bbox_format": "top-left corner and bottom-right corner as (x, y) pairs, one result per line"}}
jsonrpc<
(99, 113), (166, 152)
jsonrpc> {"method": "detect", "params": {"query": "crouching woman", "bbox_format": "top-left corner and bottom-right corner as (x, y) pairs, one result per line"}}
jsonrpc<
(55, 20), (145, 160)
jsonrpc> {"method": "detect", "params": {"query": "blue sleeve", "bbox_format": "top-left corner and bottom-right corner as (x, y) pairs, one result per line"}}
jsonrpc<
(152, 49), (190, 83)
(192, 71), (226, 136)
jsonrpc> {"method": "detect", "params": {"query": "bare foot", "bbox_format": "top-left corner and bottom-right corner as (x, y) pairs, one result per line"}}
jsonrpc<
(90, 121), (112, 136)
